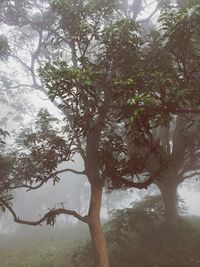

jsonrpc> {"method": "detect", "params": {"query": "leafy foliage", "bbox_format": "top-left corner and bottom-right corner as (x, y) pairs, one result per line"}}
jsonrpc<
(67, 196), (200, 267)
(160, 0), (200, 105)
(1, 212), (200, 267)
(12, 109), (73, 186)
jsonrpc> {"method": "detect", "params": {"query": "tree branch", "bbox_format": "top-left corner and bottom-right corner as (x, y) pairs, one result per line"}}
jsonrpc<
(113, 174), (154, 189)
(110, 163), (166, 190)
(54, 168), (86, 176)
(9, 168), (86, 191)
(183, 171), (200, 180)
(0, 84), (35, 92)
(0, 197), (88, 225)
(138, 3), (159, 23)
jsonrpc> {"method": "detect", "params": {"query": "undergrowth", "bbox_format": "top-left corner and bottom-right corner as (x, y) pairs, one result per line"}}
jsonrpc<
(0, 195), (200, 267)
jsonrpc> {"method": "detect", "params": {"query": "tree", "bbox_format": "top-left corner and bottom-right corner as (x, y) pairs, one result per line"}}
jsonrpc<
(119, 0), (200, 228)
(151, 0), (200, 227)
(0, 1), (160, 267)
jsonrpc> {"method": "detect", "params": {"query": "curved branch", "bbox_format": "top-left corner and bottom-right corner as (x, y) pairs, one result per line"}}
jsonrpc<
(55, 168), (86, 175)
(0, 198), (88, 225)
(9, 168), (86, 191)
(112, 168), (162, 190)
(113, 175), (153, 189)
(138, 3), (159, 23)
(183, 171), (200, 180)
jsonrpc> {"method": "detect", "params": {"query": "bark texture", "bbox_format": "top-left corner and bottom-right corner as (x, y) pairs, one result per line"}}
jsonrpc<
(157, 177), (179, 229)
(88, 185), (110, 267)
(85, 130), (110, 267)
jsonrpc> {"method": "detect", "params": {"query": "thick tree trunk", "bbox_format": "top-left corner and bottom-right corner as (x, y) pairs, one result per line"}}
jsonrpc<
(85, 126), (110, 267)
(88, 185), (109, 267)
(157, 178), (179, 229)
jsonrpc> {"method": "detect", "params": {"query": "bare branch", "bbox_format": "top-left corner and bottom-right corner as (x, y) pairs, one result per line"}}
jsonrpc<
(113, 174), (153, 189)
(54, 168), (86, 176)
(0, 197), (88, 225)
(138, 3), (159, 23)
(9, 168), (86, 191)
(183, 171), (200, 180)
(0, 84), (36, 92)
(10, 54), (31, 71)
(111, 165), (164, 190)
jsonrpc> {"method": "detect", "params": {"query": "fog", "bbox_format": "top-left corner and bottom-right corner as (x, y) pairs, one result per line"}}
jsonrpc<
(0, 1), (200, 267)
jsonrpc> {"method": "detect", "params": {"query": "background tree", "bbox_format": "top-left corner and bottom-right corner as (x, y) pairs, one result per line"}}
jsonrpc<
(117, 0), (200, 228)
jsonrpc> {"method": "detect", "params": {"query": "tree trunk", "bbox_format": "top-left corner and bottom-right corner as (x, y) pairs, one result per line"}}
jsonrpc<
(85, 128), (110, 267)
(157, 179), (179, 229)
(88, 185), (110, 267)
